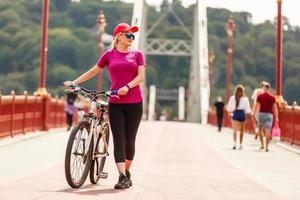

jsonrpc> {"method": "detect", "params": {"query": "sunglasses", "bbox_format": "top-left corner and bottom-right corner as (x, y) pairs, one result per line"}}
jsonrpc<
(124, 33), (135, 40)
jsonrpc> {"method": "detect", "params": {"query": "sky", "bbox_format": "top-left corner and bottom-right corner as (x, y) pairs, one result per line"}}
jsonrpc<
(118, 0), (300, 26)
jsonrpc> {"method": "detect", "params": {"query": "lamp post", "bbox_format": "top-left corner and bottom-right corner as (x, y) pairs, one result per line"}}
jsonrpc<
(225, 16), (236, 102)
(96, 10), (106, 91)
(36, 0), (49, 96)
(276, 0), (283, 103)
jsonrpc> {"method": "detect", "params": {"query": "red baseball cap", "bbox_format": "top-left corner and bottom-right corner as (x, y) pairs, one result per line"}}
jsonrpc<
(113, 23), (139, 37)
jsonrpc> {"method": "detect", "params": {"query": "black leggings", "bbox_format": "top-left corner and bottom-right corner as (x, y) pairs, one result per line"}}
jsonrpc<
(108, 102), (143, 163)
(66, 113), (73, 127)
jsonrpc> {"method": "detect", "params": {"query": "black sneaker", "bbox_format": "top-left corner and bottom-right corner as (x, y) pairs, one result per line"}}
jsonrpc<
(126, 170), (133, 187)
(114, 173), (130, 189)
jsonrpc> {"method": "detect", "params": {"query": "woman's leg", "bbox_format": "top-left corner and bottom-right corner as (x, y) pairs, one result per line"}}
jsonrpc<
(108, 103), (126, 175)
(109, 103), (131, 189)
(232, 120), (238, 149)
(124, 103), (143, 170)
(125, 160), (132, 171)
(122, 103), (143, 187)
(239, 122), (245, 148)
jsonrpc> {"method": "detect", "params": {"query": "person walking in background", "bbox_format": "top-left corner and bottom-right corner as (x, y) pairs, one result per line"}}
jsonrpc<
(64, 22), (146, 189)
(65, 92), (78, 131)
(251, 81), (266, 139)
(214, 96), (225, 132)
(254, 82), (279, 152)
(227, 85), (252, 150)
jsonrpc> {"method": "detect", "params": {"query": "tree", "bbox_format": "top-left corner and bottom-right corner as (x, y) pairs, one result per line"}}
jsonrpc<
(1, 0), (300, 104)
(0, 9), (21, 28)
(52, 0), (70, 11)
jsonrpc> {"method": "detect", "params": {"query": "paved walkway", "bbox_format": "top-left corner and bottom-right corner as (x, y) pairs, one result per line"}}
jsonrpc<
(0, 121), (299, 200)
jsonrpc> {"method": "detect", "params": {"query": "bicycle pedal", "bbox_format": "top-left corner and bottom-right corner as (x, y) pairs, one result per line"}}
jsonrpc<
(98, 171), (108, 179)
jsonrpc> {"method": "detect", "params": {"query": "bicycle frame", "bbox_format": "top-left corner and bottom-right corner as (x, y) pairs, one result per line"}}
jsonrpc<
(83, 101), (99, 156)
(94, 102), (110, 158)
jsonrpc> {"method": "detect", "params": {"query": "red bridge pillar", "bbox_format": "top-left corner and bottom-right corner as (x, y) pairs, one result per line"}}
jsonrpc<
(276, 0), (284, 104)
(36, 0), (49, 96)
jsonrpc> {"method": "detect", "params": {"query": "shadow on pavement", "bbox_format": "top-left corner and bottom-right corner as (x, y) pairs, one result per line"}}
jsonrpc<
(53, 184), (120, 196)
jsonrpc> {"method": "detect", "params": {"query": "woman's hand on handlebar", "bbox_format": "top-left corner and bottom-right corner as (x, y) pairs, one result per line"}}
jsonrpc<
(64, 81), (75, 89)
(63, 81), (77, 92)
(118, 85), (129, 96)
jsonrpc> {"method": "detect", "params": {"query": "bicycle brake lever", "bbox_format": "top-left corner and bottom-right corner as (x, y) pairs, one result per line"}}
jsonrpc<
(105, 90), (119, 98)
(69, 83), (81, 92)
(111, 90), (119, 96)
(73, 86), (81, 92)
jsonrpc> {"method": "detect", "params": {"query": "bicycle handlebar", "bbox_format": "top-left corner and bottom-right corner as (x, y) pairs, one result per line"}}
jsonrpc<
(67, 83), (119, 99)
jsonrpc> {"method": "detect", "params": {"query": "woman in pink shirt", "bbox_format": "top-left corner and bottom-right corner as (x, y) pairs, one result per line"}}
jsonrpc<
(64, 23), (146, 189)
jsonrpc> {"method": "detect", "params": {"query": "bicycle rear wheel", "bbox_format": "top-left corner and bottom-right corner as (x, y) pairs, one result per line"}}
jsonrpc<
(90, 122), (110, 184)
(65, 121), (94, 188)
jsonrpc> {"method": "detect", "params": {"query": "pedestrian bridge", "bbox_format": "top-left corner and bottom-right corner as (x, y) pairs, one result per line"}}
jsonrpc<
(0, 0), (298, 199)
(1, 92), (300, 148)
(0, 121), (300, 200)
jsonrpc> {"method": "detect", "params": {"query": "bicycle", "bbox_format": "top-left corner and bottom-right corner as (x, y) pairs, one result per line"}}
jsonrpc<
(64, 83), (118, 188)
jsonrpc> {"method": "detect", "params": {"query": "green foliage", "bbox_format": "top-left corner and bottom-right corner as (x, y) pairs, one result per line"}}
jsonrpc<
(0, 0), (299, 107)
(283, 75), (300, 103)
(51, 0), (70, 11)
(0, 8), (22, 26)
(207, 8), (300, 105)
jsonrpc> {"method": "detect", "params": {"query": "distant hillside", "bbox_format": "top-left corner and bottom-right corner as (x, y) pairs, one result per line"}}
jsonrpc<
(0, 0), (300, 106)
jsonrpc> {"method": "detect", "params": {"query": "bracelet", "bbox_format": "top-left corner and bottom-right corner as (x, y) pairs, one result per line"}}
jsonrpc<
(125, 84), (131, 90)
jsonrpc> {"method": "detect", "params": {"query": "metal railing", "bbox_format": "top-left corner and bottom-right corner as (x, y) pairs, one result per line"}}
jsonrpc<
(278, 105), (300, 146)
(0, 91), (66, 138)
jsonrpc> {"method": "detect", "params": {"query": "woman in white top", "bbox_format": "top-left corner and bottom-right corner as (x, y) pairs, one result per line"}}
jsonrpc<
(227, 85), (252, 150)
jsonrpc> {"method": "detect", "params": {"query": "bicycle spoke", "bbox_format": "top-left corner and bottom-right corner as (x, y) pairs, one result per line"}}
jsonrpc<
(72, 156), (85, 183)
(69, 128), (90, 184)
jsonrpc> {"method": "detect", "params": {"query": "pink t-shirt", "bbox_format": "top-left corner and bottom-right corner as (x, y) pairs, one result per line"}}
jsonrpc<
(96, 48), (146, 104)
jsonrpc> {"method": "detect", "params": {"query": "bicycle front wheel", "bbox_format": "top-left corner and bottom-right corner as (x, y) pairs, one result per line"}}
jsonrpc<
(65, 121), (94, 188)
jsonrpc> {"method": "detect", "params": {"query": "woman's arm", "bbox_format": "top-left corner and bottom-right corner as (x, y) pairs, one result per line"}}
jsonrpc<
(245, 97), (253, 114)
(118, 65), (145, 95)
(226, 96), (235, 113)
(73, 65), (103, 85)
(127, 66), (145, 88)
(64, 65), (103, 88)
